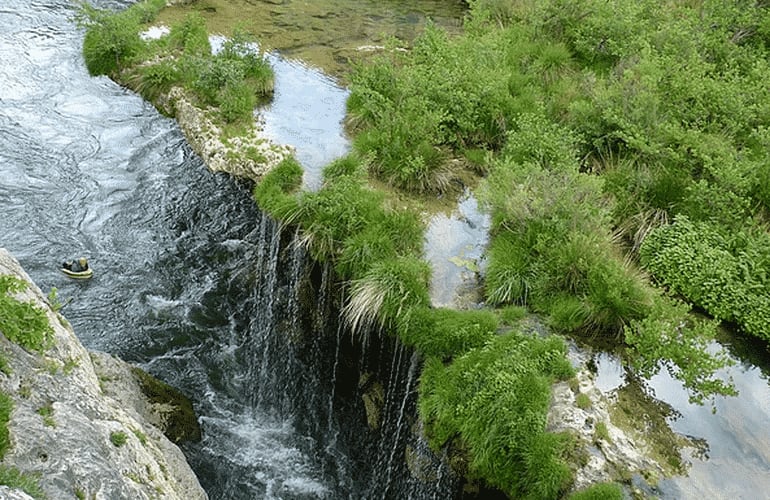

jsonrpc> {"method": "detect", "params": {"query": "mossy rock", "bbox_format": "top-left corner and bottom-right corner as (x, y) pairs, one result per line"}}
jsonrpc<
(130, 366), (201, 443)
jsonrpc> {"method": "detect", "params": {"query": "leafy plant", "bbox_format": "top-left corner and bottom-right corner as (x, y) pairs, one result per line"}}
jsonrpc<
(0, 276), (53, 352)
(419, 331), (574, 499)
(110, 431), (128, 447)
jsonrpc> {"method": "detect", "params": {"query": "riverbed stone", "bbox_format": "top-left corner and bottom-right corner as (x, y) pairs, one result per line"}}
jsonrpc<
(0, 248), (208, 500)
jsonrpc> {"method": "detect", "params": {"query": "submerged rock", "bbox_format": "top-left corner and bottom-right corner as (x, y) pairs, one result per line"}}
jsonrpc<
(0, 248), (207, 500)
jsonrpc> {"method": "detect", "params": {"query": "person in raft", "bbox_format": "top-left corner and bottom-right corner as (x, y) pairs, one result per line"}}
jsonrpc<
(62, 257), (89, 273)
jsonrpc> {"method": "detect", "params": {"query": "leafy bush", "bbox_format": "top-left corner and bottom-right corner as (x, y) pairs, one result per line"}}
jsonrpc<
(0, 276), (53, 352)
(79, 3), (144, 76)
(419, 331), (574, 499)
(640, 216), (770, 342)
(167, 12), (211, 57)
(219, 81), (257, 123)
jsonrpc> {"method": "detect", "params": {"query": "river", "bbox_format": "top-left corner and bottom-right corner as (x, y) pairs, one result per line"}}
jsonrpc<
(1, 0), (769, 499)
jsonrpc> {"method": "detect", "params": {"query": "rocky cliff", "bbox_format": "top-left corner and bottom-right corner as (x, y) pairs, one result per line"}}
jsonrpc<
(0, 248), (207, 500)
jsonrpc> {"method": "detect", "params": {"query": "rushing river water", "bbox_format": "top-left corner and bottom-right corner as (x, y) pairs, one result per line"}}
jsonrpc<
(1, 0), (770, 499)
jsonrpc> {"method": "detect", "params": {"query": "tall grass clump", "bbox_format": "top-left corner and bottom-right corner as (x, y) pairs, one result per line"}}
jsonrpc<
(0, 393), (12, 458)
(344, 256), (430, 335)
(252, 157), (303, 222)
(640, 216), (770, 342)
(419, 331), (574, 498)
(397, 307), (497, 360)
(292, 175), (386, 262)
(0, 276), (53, 352)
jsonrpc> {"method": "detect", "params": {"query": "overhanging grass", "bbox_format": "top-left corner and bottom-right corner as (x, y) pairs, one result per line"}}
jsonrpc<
(419, 331), (574, 499)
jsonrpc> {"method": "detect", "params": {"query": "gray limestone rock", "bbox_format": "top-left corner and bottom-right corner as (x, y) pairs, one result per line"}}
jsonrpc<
(0, 248), (208, 500)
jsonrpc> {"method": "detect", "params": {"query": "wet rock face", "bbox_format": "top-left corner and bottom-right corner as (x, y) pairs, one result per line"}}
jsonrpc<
(0, 248), (207, 500)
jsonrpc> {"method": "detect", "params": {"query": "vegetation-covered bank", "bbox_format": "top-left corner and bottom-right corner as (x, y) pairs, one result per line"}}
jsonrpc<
(79, 0), (770, 497)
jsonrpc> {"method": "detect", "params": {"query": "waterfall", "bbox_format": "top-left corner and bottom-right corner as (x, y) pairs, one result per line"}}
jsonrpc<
(222, 211), (457, 498)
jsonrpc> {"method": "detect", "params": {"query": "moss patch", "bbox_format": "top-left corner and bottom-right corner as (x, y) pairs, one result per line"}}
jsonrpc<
(130, 367), (201, 443)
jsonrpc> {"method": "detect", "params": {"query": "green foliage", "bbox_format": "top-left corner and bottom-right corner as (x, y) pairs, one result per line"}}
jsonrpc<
(218, 81), (257, 123)
(0, 466), (46, 500)
(625, 296), (736, 404)
(132, 429), (148, 446)
(0, 393), (12, 459)
(336, 209), (423, 279)
(640, 216), (770, 342)
(132, 60), (179, 101)
(347, 22), (518, 193)
(344, 256), (431, 332)
(110, 431), (128, 447)
(575, 392), (591, 410)
(293, 175), (386, 261)
(498, 305), (527, 324)
(480, 159), (653, 336)
(398, 307), (497, 359)
(568, 482), (624, 500)
(37, 404), (55, 428)
(167, 12), (211, 57)
(79, 2), (144, 76)
(253, 157), (303, 221)
(419, 331), (574, 498)
(0, 276), (53, 352)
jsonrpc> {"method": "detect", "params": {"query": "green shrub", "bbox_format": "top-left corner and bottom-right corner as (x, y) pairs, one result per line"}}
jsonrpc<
(219, 81), (257, 123)
(167, 12), (211, 57)
(79, 3), (144, 76)
(220, 30), (274, 94)
(640, 216), (770, 342)
(419, 331), (574, 499)
(625, 296), (736, 404)
(110, 431), (128, 447)
(0, 276), (53, 352)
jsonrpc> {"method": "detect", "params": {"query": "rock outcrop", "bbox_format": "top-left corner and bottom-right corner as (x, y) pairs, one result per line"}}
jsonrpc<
(0, 248), (207, 500)
(158, 86), (294, 183)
